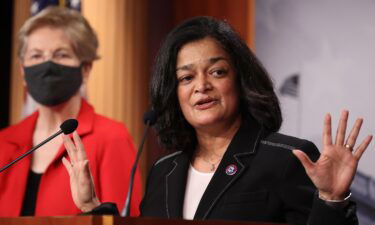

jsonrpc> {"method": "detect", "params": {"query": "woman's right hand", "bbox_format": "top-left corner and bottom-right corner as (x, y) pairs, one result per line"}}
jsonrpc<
(62, 131), (101, 212)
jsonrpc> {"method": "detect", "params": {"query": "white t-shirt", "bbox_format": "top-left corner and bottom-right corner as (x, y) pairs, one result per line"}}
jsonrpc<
(182, 164), (214, 220)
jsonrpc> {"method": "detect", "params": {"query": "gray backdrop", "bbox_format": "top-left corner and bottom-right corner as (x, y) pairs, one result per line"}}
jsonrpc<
(256, 0), (375, 224)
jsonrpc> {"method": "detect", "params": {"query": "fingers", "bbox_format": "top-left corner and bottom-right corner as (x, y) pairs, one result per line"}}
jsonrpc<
(63, 131), (87, 163)
(335, 110), (349, 146)
(63, 135), (77, 163)
(72, 131), (87, 161)
(326, 110), (367, 154)
(323, 113), (333, 146)
(345, 118), (363, 149)
(82, 160), (91, 181)
(293, 150), (315, 172)
(354, 135), (373, 160)
(62, 157), (73, 175)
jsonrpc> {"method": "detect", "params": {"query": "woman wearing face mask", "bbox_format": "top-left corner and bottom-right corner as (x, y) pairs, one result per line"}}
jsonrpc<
(0, 7), (142, 217)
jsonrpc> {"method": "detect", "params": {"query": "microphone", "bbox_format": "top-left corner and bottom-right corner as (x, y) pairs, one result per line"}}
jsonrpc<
(143, 110), (158, 126)
(0, 119), (78, 173)
(121, 110), (157, 217)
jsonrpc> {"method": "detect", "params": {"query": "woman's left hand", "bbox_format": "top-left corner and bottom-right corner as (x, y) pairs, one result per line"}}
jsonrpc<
(293, 110), (373, 200)
(62, 131), (101, 212)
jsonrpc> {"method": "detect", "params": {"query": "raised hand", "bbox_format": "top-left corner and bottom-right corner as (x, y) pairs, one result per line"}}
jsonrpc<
(62, 131), (101, 212)
(293, 110), (373, 200)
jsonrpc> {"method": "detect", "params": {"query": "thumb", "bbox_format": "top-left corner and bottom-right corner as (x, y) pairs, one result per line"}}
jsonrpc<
(293, 149), (315, 172)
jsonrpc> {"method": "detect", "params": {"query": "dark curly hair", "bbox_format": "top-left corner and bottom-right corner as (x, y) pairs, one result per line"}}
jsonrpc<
(151, 16), (282, 152)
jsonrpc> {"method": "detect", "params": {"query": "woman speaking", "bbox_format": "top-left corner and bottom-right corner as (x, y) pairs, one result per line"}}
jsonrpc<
(63, 16), (372, 225)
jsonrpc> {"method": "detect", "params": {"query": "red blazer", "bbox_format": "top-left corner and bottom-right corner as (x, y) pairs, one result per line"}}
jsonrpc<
(0, 99), (142, 217)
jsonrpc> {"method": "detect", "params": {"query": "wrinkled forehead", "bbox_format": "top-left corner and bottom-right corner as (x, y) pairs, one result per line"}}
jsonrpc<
(24, 26), (73, 53)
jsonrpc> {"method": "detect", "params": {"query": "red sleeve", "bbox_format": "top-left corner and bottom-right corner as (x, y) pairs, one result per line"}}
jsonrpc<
(94, 125), (143, 217)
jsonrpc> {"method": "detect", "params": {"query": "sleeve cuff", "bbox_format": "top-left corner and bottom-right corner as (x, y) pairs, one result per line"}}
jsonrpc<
(319, 192), (351, 209)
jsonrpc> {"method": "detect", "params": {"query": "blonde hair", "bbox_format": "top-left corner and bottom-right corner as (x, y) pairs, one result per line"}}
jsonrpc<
(18, 6), (99, 63)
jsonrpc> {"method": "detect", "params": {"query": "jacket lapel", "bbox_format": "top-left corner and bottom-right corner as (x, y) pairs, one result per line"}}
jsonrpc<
(4, 111), (38, 148)
(0, 112), (38, 215)
(194, 118), (264, 219)
(165, 152), (190, 218)
(1, 111), (38, 173)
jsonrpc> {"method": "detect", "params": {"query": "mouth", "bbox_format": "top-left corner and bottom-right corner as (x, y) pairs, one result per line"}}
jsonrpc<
(194, 97), (218, 110)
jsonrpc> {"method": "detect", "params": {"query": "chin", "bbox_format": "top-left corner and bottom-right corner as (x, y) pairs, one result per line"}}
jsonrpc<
(191, 116), (223, 128)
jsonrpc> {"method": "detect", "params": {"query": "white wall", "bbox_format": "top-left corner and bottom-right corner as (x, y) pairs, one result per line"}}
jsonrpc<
(256, 1), (375, 224)
(256, 0), (375, 175)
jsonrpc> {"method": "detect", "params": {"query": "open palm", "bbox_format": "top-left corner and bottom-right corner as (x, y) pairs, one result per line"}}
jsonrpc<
(62, 131), (100, 212)
(293, 110), (373, 200)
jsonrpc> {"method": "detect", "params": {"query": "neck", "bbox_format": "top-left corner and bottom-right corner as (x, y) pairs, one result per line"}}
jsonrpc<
(195, 115), (242, 158)
(35, 95), (81, 134)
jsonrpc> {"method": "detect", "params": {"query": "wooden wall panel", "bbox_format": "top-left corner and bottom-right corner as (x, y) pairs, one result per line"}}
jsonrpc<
(172, 0), (255, 48)
(9, 0), (30, 125)
(82, 0), (150, 178)
(83, 0), (149, 142)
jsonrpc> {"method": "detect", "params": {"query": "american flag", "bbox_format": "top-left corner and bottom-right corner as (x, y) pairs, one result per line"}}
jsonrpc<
(279, 73), (299, 98)
(30, 0), (81, 15)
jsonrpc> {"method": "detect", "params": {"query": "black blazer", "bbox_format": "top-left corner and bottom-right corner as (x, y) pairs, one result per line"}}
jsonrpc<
(140, 119), (358, 225)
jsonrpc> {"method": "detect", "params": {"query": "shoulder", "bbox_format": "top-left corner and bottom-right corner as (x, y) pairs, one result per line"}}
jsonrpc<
(261, 133), (316, 150)
(79, 99), (132, 139)
(91, 113), (132, 139)
(83, 114), (136, 160)
(0, 123), (20, 138)
(0, 113), (37, 141)
(259, 132), (320, 160)
(93, 114), (128, 131)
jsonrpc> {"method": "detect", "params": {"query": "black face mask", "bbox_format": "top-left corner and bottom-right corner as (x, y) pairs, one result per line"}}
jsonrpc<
(24, 61), (83, 106)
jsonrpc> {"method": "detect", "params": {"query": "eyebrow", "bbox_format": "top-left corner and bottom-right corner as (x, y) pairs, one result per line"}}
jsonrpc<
(176, 56), (228, 71)
(26, 48), (42, 53)
(26, 46), (72, 53)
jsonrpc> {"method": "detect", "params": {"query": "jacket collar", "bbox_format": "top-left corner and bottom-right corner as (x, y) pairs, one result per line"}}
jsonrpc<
(2, 98), (95, 156)
(75, 99), (95, 137)
(164, 117), (265, 219)
(3, 111), (39, 147)
(165, 152), (190, 218)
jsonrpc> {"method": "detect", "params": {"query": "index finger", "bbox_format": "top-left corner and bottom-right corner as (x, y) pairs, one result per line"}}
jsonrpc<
(72, 131), (87, 161)
(62, 134), (77, 163)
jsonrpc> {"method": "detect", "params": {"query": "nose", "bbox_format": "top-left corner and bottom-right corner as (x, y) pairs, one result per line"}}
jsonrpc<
(194, 74), (212, 93)
(42, 53), (54, 62)
(33, 53), (54, 64)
